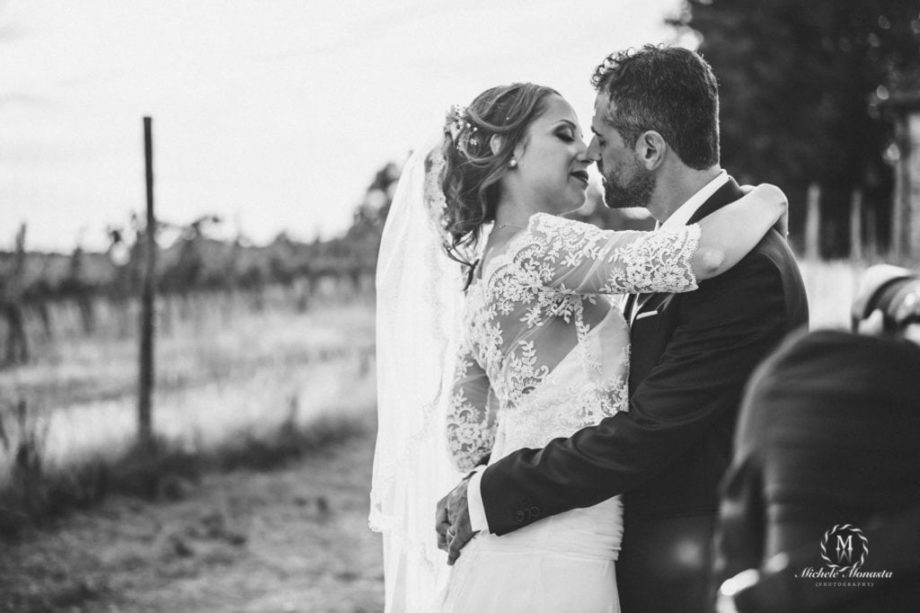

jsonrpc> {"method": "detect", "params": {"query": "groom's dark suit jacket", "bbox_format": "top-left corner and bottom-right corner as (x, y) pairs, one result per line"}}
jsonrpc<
(479, 178), (809, 613)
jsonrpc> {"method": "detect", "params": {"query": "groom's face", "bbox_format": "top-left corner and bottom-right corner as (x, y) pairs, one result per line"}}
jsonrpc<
(587, 93), (654, 210)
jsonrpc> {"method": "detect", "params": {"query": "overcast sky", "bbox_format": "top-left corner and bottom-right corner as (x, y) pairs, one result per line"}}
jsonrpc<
(0, 0), (687, 252)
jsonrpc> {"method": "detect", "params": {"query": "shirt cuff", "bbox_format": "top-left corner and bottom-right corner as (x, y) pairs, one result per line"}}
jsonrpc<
(467, 466), (491, 534)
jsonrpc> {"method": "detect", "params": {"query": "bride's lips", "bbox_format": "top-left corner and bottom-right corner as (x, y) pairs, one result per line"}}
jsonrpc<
(570, 170), (589, 185)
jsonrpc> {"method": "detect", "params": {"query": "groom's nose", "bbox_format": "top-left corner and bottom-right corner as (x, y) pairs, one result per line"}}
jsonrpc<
(586, 137), (601, 163)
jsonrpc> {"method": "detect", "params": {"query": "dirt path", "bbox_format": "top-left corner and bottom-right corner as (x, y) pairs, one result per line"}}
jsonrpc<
(0, 424), (384, 613)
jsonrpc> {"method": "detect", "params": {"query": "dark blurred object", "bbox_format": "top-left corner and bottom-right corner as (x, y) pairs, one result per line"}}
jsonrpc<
(714, 266), (920, 613)
(720, 502), (920, 613)
(850, 264), (920, 333)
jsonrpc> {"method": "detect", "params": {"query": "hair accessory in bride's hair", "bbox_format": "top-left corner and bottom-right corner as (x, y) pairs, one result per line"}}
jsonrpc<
(445, 104), (479, 153)
(445, 104), (466, 142)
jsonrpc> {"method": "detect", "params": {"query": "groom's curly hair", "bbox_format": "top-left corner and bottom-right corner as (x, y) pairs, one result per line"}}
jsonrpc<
(440, 83), (559, 282)
(591, 45), (719, 169)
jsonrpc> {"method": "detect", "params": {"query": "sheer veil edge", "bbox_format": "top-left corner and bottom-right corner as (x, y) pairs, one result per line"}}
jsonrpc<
(370, 139), (467, 611)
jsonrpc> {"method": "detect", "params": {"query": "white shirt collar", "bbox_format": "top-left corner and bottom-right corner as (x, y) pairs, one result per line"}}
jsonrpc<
(658, 170), (729, 230)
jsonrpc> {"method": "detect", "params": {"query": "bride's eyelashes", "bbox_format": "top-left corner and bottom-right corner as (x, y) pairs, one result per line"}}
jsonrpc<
(555, 128), (576, 143)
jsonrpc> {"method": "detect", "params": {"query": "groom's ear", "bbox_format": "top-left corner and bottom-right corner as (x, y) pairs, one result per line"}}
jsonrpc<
(635, 130), (666, 171)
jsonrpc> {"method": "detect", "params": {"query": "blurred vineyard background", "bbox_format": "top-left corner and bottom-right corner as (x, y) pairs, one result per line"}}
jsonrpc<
(0, 158), (395, 611)
(1, 0), (919, 612)
(0, 159), (398, 520)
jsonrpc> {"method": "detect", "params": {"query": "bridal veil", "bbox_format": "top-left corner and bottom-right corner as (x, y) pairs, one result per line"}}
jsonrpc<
(370, 141), (468, 612)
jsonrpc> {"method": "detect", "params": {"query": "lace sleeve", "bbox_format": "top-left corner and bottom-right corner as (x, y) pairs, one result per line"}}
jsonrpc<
(515, 213), (701, 295)
(446, 338), (497, 472)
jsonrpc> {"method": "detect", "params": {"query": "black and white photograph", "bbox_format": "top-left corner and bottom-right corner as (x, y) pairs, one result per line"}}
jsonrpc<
(1, 1), (919, 611)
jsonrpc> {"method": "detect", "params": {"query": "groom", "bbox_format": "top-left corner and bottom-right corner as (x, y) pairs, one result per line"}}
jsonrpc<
(437, 45), (809, 612)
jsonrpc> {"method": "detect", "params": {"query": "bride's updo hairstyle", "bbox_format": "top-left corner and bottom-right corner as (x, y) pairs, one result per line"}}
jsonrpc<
(440, 83), (559, 277)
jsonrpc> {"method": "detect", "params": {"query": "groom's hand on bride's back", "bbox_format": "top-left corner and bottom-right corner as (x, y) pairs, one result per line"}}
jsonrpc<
(435, 478), (477, 565)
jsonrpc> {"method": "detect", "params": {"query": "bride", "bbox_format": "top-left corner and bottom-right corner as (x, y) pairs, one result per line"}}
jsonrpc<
(370, 83), (785, 612)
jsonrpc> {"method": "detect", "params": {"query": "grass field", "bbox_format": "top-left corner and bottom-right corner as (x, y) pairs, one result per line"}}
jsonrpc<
(0, 416), (384, 613)
(0, 291), (376, 480)
(1, 291), (384, 611)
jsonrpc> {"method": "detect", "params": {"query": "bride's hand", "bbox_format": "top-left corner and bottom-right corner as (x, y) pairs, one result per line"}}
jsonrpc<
(741, 183), (787, 237)
(693, 184), (788, 280)
(435, 479), (477, 565)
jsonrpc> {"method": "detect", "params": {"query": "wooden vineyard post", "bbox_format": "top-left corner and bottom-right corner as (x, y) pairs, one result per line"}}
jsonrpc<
(850, 189), (863, 262)
(138, 117), (157, 451)
(804, 183), (821, 261)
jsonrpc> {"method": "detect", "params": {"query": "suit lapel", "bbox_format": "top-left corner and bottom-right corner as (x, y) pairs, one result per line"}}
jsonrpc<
(686, 177), (744, 224)
(629, 293), (664, 326)
(624, 293), (639, 323)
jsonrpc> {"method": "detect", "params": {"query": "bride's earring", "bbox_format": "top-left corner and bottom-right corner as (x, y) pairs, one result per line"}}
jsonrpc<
(509, 159), (518, 168)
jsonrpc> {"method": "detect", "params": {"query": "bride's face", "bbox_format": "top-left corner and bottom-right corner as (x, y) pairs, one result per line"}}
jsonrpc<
(511, 94), (591, 215)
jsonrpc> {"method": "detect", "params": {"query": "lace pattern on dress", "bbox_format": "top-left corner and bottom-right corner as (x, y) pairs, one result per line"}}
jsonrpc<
(445, 214), (700, 471)
(445, 338), (497, 472)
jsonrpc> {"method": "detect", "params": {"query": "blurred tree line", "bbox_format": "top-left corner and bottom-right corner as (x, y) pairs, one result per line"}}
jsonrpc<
(0, 163), (400, 364)
(670, 0), (920, 257)
(0, 161), (401, 302)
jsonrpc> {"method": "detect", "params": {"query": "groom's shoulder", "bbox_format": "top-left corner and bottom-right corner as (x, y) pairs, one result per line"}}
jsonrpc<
(689, 229), (806, 319)
(748, 230), (807, 298)
(752, 228), (799, 268)
(701, 229), (808, 323)
(701, 229), (793, 290)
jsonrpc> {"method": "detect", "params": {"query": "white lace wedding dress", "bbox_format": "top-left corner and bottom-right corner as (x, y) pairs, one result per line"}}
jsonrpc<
(439, 212), (701, 613)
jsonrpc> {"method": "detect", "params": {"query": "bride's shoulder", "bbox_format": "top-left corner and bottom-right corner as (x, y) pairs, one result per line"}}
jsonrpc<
(528, 212), (582, 231)
(479, 215), (605, 282)
(521, 214), (614, 258)
(526, 212), (605, 238)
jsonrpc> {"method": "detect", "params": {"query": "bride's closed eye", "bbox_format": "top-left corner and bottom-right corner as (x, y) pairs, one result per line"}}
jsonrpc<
(556, 128), (576, 143)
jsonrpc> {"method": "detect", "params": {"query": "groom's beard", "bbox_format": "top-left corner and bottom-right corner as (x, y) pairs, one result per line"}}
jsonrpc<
(601, 163), (654, 210)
